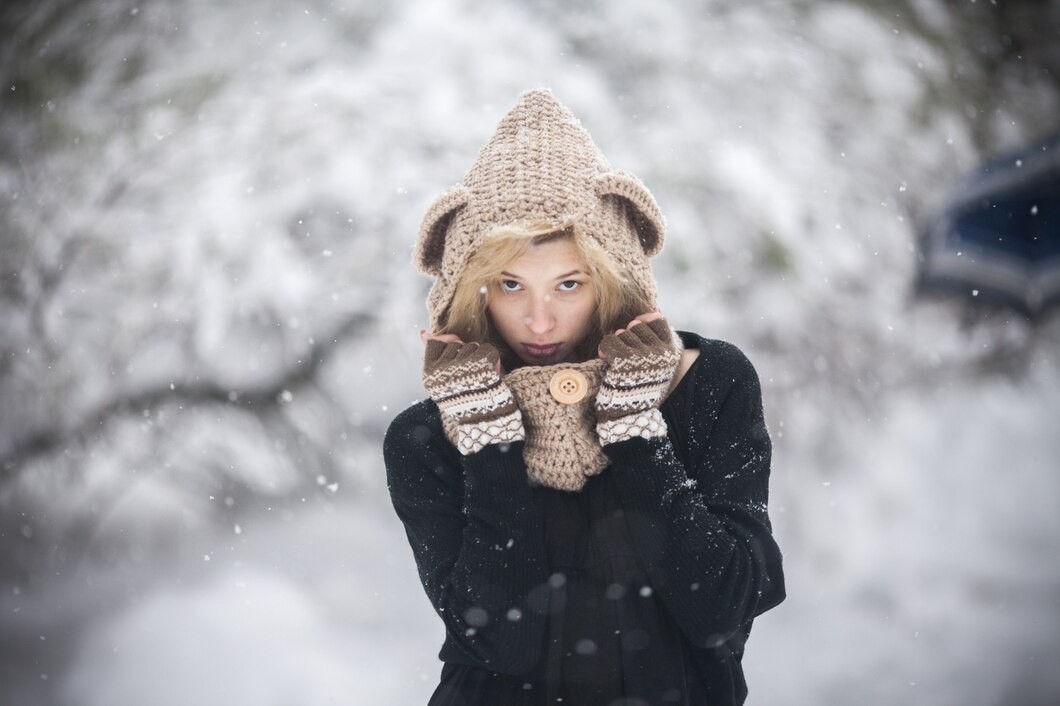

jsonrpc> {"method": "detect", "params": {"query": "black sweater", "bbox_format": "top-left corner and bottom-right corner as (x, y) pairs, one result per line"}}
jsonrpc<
(383, 333), (785, 705)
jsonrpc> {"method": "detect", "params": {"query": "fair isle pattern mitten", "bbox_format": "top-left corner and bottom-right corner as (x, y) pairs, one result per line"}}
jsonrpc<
(595, 318), (682, 445)
(422, 340), (525, 455)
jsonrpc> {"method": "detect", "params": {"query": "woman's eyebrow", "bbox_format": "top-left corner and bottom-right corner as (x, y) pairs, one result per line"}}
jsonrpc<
(553, 270), (585, 280)
(498, 269), (585, 280)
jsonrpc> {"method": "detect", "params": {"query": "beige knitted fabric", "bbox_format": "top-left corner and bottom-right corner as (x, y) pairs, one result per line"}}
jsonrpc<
(415, 88), (666, 333)
(440, 358), (610, 491)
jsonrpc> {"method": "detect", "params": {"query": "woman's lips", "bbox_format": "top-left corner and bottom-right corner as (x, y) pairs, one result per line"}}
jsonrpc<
(522, 343), (561, 359)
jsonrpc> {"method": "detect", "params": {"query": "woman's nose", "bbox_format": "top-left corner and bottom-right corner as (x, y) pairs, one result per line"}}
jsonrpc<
(524, 296), (555, 335)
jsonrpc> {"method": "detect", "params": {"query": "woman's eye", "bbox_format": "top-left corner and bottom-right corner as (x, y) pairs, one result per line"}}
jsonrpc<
(499, 280), (522, 292)
(557, 280), (581, 292)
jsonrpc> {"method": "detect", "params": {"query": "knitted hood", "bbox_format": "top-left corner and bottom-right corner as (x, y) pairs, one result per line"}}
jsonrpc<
(415, 88), (666, 332)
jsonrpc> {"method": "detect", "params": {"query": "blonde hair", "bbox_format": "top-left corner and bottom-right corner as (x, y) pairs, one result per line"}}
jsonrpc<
(439, 221), (654, 365)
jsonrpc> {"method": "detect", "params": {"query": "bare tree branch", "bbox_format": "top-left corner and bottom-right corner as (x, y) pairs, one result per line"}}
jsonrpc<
(0, 311), (374, 483)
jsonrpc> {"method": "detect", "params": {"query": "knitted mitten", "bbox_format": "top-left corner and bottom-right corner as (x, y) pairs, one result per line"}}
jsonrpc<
(422, 340), (525, 455)
(595, 318), (682, 445)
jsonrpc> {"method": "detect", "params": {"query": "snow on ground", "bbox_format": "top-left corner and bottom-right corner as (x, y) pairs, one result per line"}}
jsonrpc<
(748, 349), (1060, 706)
(61, 503), (442, 706)
(1, 0), (1059, 704)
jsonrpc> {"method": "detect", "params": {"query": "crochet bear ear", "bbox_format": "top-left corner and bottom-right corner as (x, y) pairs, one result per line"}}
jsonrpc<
(594, 171), (665, 257)
(415, 185), (471, 276)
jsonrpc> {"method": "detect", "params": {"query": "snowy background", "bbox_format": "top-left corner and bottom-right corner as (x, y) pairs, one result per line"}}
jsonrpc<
(2, 0), (1060, 704)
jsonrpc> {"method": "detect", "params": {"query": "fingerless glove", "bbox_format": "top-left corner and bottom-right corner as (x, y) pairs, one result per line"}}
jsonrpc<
(595, 318), (682, 445)
(422, 340), (525, 455)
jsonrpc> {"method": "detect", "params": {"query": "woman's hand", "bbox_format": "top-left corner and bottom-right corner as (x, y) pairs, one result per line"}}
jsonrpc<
(419, 329), (463, 346)
(595, 315), (682, 446)
(605, 311), (665, 343)
(421, 329), (502, 375)
(420, 332), (524, 455)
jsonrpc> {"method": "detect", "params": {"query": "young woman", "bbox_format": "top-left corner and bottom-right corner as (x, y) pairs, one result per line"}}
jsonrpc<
(384, 89), (785, 706)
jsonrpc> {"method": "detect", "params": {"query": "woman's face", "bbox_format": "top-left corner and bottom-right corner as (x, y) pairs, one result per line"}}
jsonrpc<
(487, 237), (597, 366)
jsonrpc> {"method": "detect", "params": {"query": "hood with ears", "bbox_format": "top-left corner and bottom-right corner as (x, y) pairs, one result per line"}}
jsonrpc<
(415, 88), (666, 333)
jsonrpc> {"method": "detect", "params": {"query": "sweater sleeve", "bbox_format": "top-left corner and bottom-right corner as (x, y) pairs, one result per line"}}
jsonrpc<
(604, 340), (785, 648)
(383, 403), (550, 675)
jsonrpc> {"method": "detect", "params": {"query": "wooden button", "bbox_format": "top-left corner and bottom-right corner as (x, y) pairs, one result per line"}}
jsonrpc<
(549, 369), (589, 404)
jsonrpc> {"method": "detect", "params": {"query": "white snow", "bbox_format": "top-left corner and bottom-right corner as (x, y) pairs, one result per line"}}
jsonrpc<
(1, 1), (1058, 705)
